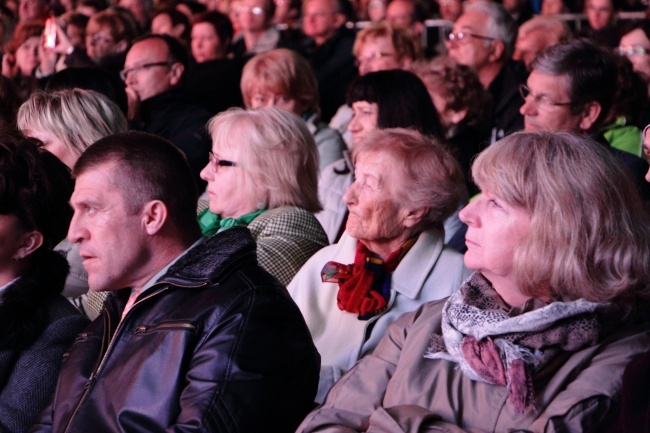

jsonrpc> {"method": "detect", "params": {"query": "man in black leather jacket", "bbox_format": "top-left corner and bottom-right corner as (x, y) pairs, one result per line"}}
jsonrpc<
(29, 131), (320, 433)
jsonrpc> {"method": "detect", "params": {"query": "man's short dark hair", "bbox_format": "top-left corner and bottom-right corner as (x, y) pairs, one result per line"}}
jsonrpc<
(133, 33), (190, 69)
(530, 38), (617, 128)
(73, 131), (200, 238)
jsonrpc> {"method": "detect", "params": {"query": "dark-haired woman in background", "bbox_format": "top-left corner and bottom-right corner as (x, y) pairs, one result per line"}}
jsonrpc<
(0, 130), (89, 432)
(316, 69), (466, 252)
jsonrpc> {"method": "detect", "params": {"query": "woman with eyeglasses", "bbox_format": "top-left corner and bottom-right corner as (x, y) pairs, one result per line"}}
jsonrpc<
(198, 107), (328, 286)
(230, 0), (284, 58)
(298, 130), (650, 433)
(618, 21), (650, 93)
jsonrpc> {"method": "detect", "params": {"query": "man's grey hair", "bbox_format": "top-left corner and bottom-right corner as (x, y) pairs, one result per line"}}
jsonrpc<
(465, 1), (517, 59)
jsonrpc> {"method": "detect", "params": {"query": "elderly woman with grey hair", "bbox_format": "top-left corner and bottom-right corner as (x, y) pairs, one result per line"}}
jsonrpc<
(297, 131), (650, 432)
(288, 128), (471, 402)
(199, 107), (328, 285)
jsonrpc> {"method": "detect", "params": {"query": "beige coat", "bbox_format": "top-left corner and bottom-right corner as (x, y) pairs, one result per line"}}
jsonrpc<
(298, 299), (650, 433)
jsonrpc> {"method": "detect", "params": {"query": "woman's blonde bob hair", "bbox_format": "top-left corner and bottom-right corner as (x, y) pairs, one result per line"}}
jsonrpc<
(472, 131), (650, 303)
(17, 89), (127, 165)
(207, 107), (321, 212)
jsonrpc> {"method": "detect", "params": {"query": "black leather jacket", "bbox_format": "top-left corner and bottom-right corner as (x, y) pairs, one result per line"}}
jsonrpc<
(30, 227), (320, 432)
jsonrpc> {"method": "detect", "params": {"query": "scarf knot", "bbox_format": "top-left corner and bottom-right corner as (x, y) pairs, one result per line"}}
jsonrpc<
(321, 237), (417, 320)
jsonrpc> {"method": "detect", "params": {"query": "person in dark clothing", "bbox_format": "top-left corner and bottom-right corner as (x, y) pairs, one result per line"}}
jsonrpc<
(29, 131), (320, 433)
(0, 131), (89, 432)
(122, 34), (212, 189)
(301, 0), (357, 122)
(521, 38), (650, 208)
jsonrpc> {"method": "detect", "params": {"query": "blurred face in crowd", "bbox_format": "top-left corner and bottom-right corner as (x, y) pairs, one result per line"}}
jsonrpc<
(513, 29), (548, 70)
(459, 189), (532, 306)
(302, 0), (343, 44)
(439, 0), (463, 22)
(446, 10), (494, 71)
(152, 13), (186, 40)
(236, 0), (269, 32)
(343, 150), (413, 259)
(85, 23), (125, 63)
(618, 29), (650, 79)
(119, 0), (150, 28)
(348, 100), (378, 145)
(367, 0), (386, 22)
(355, 36), (402, 76)
(123, 38), (181, 101)
(386, 0), (413, 29)
(586, 0), (614, 30)
(248, 87), (298, 113)
(200, 140), (259, 218)
(18, 0), (49, 21)
(541, 0), (567, 14)
(520, 71), (588, 132)
(28, 129), (77, 168)
(15, 36), (39, 76)
(191, 22), (223, 62)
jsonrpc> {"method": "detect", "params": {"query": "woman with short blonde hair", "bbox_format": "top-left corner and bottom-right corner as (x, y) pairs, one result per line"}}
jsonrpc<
(240, 48), (345, 169)
(199, 107), (328, 285)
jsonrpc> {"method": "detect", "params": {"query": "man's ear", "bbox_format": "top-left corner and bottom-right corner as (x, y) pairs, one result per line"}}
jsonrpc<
(14, 231), (44, 260)
(333, 12), (346, 28)
(488, 39), (505, 62)
(578, 101), (601, 132)
(141, 200), (168, 235)
(169, 62), (185, 86)
(115, 39), (128, 54)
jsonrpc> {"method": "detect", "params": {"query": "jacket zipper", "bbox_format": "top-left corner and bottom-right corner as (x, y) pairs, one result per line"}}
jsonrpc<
(63, 280), (207, 431)
(134, 322), (197, 334)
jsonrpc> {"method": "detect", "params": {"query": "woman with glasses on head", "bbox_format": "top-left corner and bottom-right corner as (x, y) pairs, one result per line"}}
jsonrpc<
(0, 130), (89, 432)
(199, 107), (328, 286)
(298, 130), (650, 433)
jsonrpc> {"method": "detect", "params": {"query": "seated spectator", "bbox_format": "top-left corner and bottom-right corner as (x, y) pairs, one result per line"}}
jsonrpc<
(414, 56), (492, 196)
(289, 128), (470, 402)
(329, 21), (422, 146)
(600, 54), (647, 156)
(78, 10), (136, 77)
(186, 10), (244, 114)
(1, 20), (43, 101)
(502, 0), (534, 27)
(0, 130), (89, 431)
(385, 0), (426, 36)
(301, 0), (357, 122)
(446, 2), (524, 143)
(617, 21), (650, 91)
(298, 130), (650, 432)
(241, 48), (345, 169)
(118, 0), (153, 33)
(317, 69), (466, 252)
(438, 0), (462, 22)
(579, 0), (620, 48)
(17, 89), (127, 319)
(521, 38), (650, 205)
(151, 7), (191, 46)
(513, 15), (571, 70)
(230, 0), (283, 57)
(541, 0), (570, 14)
(30, 130), (319, 432)
(122, 34), (212, 189)
(198, 107), (328, 285)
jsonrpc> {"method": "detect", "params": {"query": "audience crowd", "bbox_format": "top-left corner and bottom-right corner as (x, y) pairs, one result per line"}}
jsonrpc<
(0, 0), (648, 430)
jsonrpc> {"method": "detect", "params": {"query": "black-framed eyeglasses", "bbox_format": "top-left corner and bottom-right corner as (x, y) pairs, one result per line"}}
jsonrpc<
(617, 45), (650, 57)
(519, 84), (573, 109)
(445, 30), (495, 43)
(119, 62), (172, 81)
(208, 152), (237, 172)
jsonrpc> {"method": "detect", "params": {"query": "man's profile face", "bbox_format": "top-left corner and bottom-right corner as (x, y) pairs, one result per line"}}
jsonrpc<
(123, 38), (177, 101)
(520, 71), (585, 132)
(68, 162), (151, 292)
(446, 10), (493, 71)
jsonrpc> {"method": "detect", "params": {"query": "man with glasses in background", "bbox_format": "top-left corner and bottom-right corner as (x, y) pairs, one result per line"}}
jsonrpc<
(446, 1), (524, 143)
(122, 34), (211, 189)
(521, 38), (650, 206)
